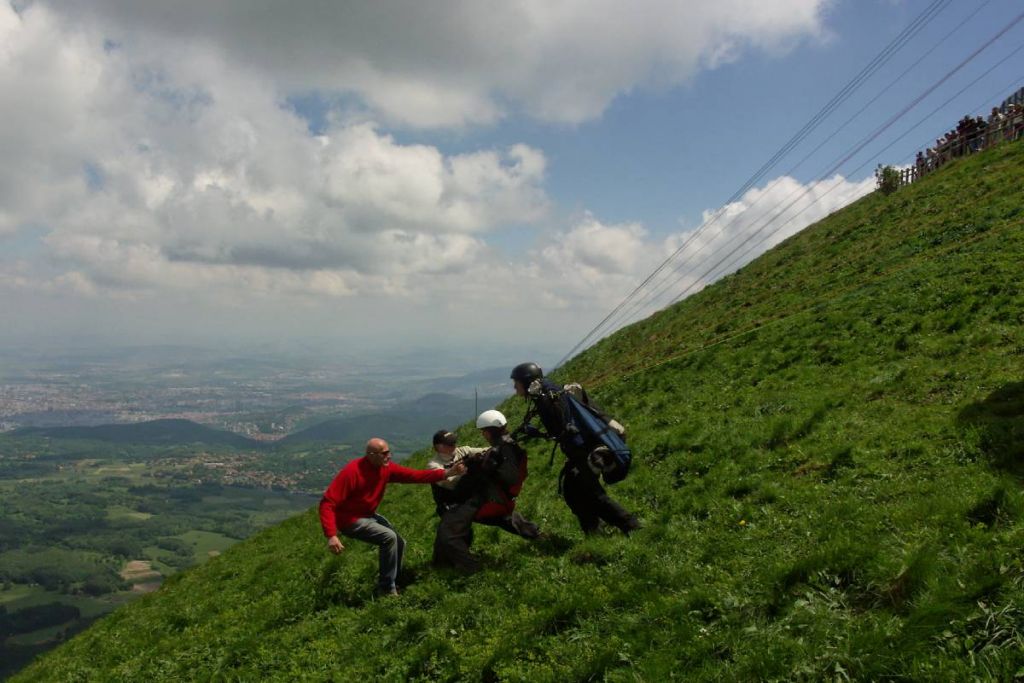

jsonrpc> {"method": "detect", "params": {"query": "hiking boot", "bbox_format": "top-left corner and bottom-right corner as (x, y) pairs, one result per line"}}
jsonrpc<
(510, 511), (541, 539)
(621, 517), (642, 536)
(374, 586), (400, 598)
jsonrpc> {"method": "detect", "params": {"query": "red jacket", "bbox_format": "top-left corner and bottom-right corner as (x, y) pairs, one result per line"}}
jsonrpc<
(319, 456), (446, 537)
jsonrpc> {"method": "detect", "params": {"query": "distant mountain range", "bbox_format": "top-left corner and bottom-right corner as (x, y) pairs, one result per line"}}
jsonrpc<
(277, 392), (505, 449)
(12, 392), (508, 453)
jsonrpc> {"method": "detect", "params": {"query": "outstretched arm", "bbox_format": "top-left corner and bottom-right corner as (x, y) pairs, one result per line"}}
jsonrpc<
(388, 463), (452, 484)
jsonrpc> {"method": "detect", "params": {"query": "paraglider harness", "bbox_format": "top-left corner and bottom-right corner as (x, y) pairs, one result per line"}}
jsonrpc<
(444, 436), (528, 520)
(514, 379), (632, 486)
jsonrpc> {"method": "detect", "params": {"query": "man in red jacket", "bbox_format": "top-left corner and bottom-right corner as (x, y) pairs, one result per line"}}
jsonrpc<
(319, 437), (465, 596)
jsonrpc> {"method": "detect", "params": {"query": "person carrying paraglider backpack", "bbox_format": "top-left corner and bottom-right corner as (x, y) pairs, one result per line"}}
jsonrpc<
(511, 362), (641, 536)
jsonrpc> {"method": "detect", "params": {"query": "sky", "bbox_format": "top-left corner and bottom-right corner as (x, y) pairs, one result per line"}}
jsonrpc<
(1, 0), (1022, 367)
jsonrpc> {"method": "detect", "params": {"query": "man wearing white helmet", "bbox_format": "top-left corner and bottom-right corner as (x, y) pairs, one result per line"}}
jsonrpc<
(431, 410), (539, 573)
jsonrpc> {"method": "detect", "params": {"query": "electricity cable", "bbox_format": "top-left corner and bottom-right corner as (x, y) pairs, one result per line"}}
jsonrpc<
(562, 8), (1024, 369)
(583, 80), (1024, 389)
(624, 10), (1024, 323)
(556, 0), (951, 367)
(784, 0), (995, 186)
(688, 37), (1024, 296)
(555, 0), (953, 367)
(603, 2), (1010, 339)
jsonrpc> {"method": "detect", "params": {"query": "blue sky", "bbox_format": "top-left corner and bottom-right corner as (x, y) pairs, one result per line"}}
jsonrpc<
(1, 0), (1021, 368)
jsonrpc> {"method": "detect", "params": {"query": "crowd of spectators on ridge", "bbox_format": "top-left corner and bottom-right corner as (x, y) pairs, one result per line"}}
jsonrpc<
(913, 101), (1024, 176)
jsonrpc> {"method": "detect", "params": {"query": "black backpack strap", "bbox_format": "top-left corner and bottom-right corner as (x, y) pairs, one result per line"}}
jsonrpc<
(513, 399), (541, 440)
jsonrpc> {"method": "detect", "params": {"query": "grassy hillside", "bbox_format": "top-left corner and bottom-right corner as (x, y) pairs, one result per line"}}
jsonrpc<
(13, 141), (1024, 681)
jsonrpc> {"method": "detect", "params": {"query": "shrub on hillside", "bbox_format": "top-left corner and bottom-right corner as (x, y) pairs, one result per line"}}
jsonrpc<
(875, 164), (901, 194)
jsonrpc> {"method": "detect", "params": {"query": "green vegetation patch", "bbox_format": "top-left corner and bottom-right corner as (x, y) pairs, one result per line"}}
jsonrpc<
(177, 530), (236, 557)
(105, 505), (153, 522)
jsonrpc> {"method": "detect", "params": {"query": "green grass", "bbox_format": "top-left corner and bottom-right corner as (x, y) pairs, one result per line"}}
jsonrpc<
(0, 584), (39, 606)
(142, 527), (259, 574)
(139, 548), (175, 577)
(105, 505), (153, 522)
(176, 530), (236, 557)
(12, 141), (1024, 681)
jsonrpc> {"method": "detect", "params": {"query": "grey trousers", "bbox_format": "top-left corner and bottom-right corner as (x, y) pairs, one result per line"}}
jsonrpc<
(341, 514), (406, 591)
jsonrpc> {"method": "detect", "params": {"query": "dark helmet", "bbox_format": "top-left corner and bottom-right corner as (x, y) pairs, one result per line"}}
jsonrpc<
(510, 362), (543, 385)
(432, 430), (457, 447)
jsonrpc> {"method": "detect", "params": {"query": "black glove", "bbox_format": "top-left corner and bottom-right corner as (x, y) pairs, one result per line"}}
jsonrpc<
(522, 424), (544, 439)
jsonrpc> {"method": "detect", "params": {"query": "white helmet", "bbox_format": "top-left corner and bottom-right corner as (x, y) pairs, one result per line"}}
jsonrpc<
(476, 409), (507, 429)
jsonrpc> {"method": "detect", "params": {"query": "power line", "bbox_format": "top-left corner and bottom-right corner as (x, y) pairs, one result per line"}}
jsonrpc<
(557, 0), (951, 367)
(726, 0), (952, 204)
(556, 0), (953, 367)
(619, 8), (1023, 327)
(665, 26), (1024, 309)
(597, 0), (1007, 341)
(583, 82), (1024, 390)
(560, 7), (1024, 369)
(783, 0), (995, 182)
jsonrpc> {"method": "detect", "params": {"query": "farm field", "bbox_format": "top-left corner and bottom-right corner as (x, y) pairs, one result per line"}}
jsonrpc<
(0, 438), (317, 679)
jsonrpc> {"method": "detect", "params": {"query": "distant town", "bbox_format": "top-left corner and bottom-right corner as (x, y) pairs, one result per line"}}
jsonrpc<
(0, 378), (368, 438)
(0, 352), (415, 440)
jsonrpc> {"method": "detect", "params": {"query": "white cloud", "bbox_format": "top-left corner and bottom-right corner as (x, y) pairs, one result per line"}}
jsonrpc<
(642, 173), (877, 317)
(0, 0), (854, 351)
(0, 2), (548, 300)
(322, 125), (547, 235)
(45, 0), (829, 128)
(502, 173), (876, 329)
(531, 215), (651, 307)
(0, 169), (875, 349)
(424, 169), (873, 325)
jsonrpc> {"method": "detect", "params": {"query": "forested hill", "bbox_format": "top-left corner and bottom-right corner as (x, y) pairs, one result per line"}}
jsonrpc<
(14, 141), (1024, 681)
(278, 392), (489, 447)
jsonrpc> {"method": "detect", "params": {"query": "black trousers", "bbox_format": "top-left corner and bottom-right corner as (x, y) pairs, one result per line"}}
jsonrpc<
(478, 510), (540, 539)
(560, 460), (637, 534)
(433, 504), (541, 573)
(433, 502), (480, 573)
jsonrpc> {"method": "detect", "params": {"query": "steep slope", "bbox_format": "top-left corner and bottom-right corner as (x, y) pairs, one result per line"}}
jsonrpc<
(14, 141), (1024, 681)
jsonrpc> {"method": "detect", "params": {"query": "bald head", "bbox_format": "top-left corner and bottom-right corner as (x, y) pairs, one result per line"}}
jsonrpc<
(365, 438), (392, 467)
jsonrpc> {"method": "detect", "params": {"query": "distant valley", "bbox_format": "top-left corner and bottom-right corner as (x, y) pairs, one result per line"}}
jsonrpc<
(0, 354), (516, 679)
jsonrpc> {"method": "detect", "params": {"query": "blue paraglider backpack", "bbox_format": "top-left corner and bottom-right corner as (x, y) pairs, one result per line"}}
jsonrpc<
(526, 379), (632, 484)
(561, 389), (632, 484)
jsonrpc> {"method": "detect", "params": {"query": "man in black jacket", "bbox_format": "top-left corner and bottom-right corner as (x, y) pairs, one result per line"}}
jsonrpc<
(512, 362), (640, 536)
